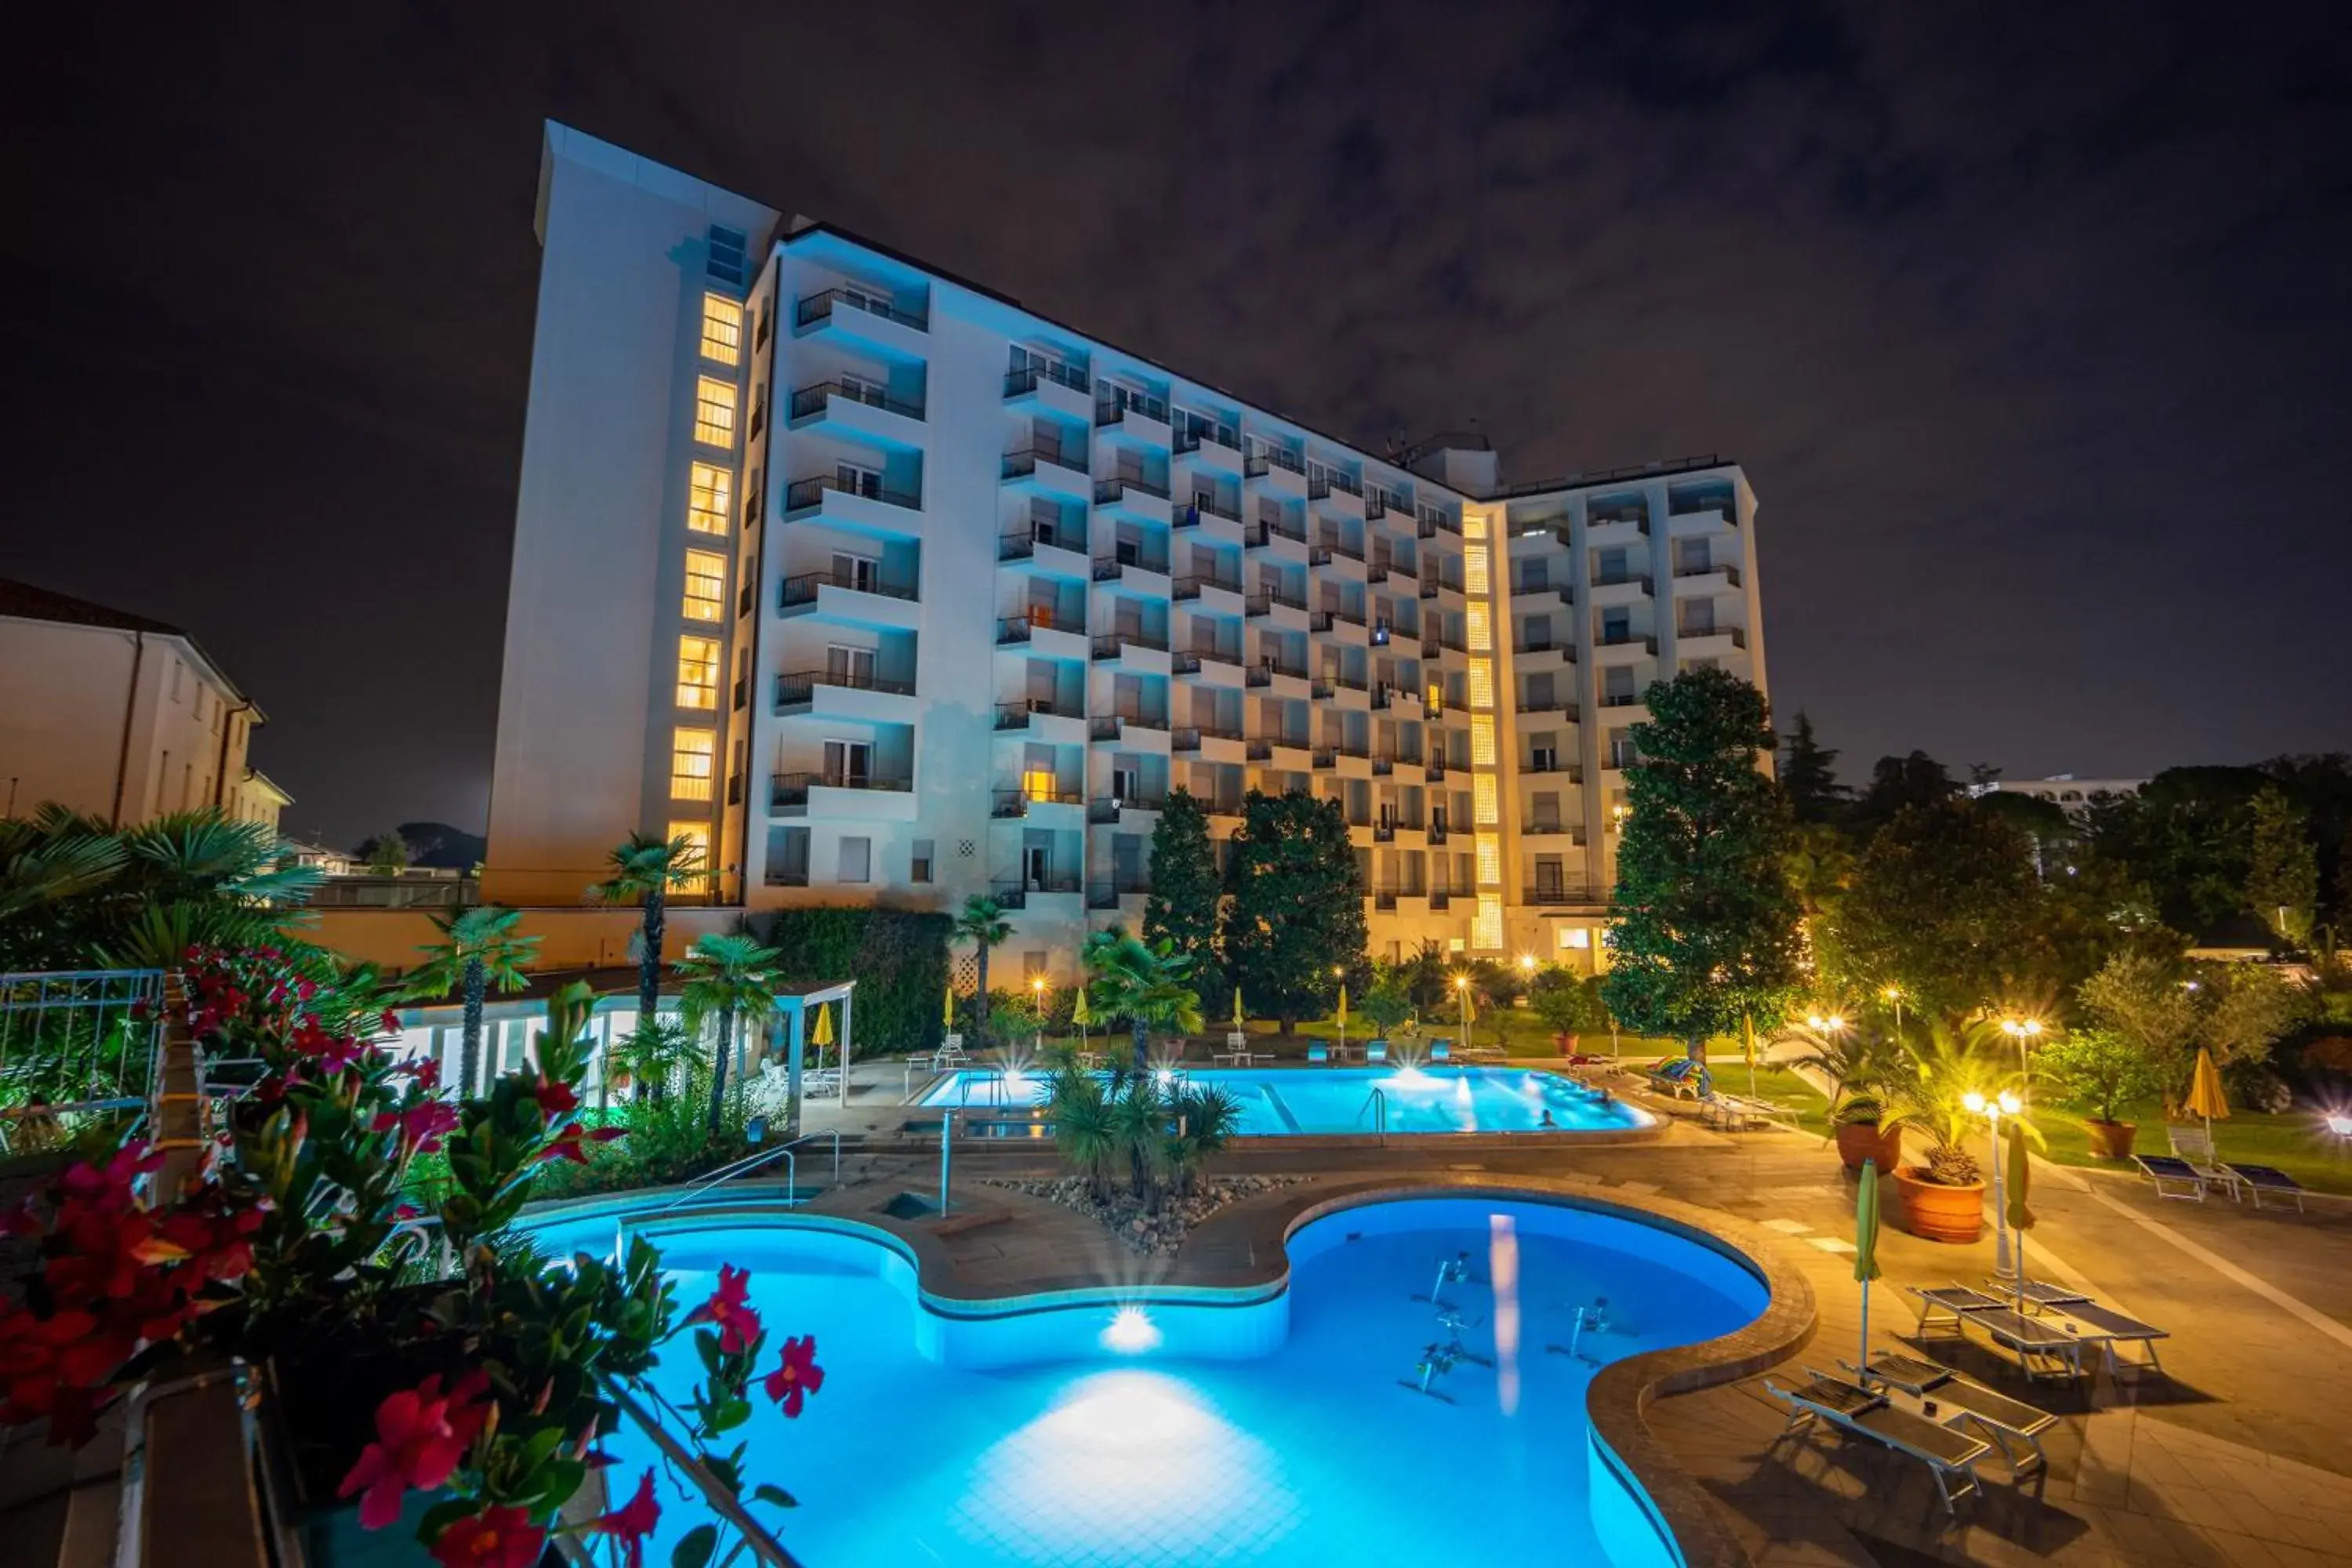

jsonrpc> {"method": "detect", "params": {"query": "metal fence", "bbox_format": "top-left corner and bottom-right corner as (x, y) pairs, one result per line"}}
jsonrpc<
(0, 968), (166, 1151)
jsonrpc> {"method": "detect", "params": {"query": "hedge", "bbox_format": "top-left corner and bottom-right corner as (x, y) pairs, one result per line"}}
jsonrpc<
(746, 906), (953, 1060)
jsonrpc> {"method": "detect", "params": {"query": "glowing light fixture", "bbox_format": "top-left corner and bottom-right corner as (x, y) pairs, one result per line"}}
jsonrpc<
(1102, 1305), (1162, 1353)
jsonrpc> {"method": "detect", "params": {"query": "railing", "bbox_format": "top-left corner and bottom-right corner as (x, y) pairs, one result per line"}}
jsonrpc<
(789, 379), (924, 423)
(1004, 360), (1090, 397)
(1359, 1086), (1387, 1146)
(993, 788), (1082, 817)
(780, 569), (918, 607)
(1174, 423), (1242, 455)
(997, 612), (1083, 643)
(1094, 554), (1170, 581)
(1095, 474), (1172, 504)
(992, 877), (1081, 910)
(1429, 822), (1450, 843)
(1487, 452), (1724, 500)
(783, 474), (920, 513)
(0, 968), (165, 1149)
(1588, 510), (1652, 535)
(308, 877), (480, 910)
(1095, 387), (1169, 426)
(771, 771), (912, 806)
(796, 287), (927, 332)
(998, 528), (1087, 561)
(765, 867), (810, 887)
(1523, 884), (1602, 906)
(1596, 632), (1658, 652)
(775, 668), (916, 705)
(1185, 492), (1240, 521)
(1676, 625), (1748, 647)
(1674, 562), (1742, 584)
(1266, 586), (1307, 611)
(1002, 447), (1087, 481)
(1087, 880), (1151, 909)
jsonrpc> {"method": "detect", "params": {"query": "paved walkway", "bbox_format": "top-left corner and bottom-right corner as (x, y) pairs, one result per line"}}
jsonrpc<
(800, 1061), (2352, 1564)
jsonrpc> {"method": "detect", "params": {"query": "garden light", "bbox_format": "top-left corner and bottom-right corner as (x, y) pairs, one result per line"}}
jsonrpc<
(2325, 1112), (2352, 1139)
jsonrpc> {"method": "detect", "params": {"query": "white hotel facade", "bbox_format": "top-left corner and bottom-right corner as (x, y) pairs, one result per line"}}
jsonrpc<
(485, 125), (1770, 980)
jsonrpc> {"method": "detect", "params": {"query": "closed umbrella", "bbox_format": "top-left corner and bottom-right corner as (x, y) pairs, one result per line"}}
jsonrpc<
(810, 1002), (834, 1079)
(1072, 982), (1092, 1053)
(1853, 1158), (1883, 1375)
(943, 981), (956, 1031)
(1232, 987), (1245, 1032)
(1336, 982), (1348, 1058)
(2005, 1120), (2035, 1312)
(2185, 1046), (2230, 1155)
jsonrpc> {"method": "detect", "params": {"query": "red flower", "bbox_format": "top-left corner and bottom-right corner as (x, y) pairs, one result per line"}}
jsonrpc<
(372, 1100), (461, 1154)
(337, 1370), (492, 1530)
(429, 1506), (546, 1568)
(684, 1265), (763, 1354)
(536, 1123), (624, 1166)
(760, 1334), (825, 1417)
(532, 1077), (579, 1117)
(583, 1468), (661, 1568)
(380, 1008), (404, 1036)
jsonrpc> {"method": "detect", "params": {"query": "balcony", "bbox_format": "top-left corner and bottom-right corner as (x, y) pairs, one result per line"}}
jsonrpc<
(1593, 633), (1660, 662)
(1522, 882), (1602, 907)
(998, 528), (1091, 575)
(775, 666), (918, 722)
(1172, 572), (1244, 605)
(1174, 492), (1241, 526)
(1672, 626), (1750, 659)
(994, 698), (1087, 738)
(1004, 361), (1093, 422)
(991, 877), (1080, 909)
(1087, 879), (1151, 911)
(1094, 475), (1173, 521)
(1673, 562), (1743, 588)
(1522, 761), (1585, 782)
(771, 770), (916, 818)
(1002, 447), (1093, 499)
(1589, 575), (1654, 611)
(779, 568), (922, 630)
(993, 787), (1084, 820)
(1585, 507), (1651, 543)
(793, 288), (928, 355)
(1520, 819), (1583, 842)
(782, 474), (924, 539)
(1096, 388), (1171, 446)
(1244, 447), (1305, 481)
(1174, 423), (1244, 468)
(1599, 691), (1646, 710)
(996, 612), (1089, 660)
(786, 380), (927, 447)
(1091, 713), (1171, 745)
(1666, 490), (1738, 535)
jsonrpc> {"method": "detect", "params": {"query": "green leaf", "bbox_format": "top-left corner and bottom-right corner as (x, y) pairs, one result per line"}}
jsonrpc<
(752, 1483), (799, 1509)
(672, 1524), (719, 1568)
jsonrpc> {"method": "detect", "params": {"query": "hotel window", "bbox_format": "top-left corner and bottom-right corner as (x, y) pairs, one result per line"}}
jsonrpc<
(666, 820), (712, 892)
(910, 838), (935, 885)
(693, 378), (738, 448)
(670, 728), (715, 801)
(676, 636), (720, 710)
(688, 463), (732, 534)
(683, 550), (727, 621)
(700, 294), (744, 366)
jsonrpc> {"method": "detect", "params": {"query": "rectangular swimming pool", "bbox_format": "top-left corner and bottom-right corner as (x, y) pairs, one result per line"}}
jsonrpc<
(913, 1065), (1649, 1136)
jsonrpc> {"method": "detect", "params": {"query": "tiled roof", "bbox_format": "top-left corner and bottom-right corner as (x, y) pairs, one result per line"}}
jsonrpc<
(0, 577), (186, 636)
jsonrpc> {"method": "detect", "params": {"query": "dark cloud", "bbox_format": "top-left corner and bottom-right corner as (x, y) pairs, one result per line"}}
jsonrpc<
(3, 1), (2348, 845)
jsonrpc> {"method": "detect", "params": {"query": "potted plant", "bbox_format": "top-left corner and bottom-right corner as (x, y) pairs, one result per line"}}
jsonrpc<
(1787, 1018), (1894, 1171)
(1531, 970), (1608, 1052)
(2037, 1026), (2163, 1159)
(1880, 1022), (2015, 1243)
(1831, 1093), (1900, 1172)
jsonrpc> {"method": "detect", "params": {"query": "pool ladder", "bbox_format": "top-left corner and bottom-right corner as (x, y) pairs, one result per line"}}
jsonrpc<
(1358, 1085), (1388, 1146)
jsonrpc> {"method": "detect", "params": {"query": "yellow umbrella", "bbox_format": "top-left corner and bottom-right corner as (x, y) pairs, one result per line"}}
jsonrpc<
(943, 982), (956, 1029)
(1854, 1158), (1883, 1374)
(1336, 985), (1348, 1029)
(2184, 1045), (2230, 1155)
(1071, 982), (1091, 1051)
(810, 1002), (833, 1047)
(1232, 987), (1245, 1030)
(2005, 1120), (2035, 1310)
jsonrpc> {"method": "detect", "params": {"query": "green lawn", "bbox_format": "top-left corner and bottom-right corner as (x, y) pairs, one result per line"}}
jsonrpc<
(2031, 1098), (2352, 1197)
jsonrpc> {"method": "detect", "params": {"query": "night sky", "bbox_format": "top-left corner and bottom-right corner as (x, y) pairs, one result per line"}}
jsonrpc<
(7, 4), (2350, 848)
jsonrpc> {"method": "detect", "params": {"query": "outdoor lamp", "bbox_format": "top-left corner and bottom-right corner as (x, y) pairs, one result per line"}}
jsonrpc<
(2325, 1112), (2352, 1139)
(1519, 953), (1537, 974)
(1964, 1091), (1986, 1115)
(1454, 975), (1471, 990)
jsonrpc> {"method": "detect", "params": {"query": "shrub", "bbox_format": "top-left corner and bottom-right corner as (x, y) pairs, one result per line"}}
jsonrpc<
(2036, 1027), (2165, 1126)
(746, 907), (952, 1058)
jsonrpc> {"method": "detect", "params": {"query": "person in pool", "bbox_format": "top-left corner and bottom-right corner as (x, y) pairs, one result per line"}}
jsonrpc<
(1539, 1107), (1559, 1128)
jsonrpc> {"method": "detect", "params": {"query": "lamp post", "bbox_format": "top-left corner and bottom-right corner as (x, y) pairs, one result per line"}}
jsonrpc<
(1333, 965), (1347, 1060)
(1030, 975), (1047, 1055)
(1964, 1088), (2023, 1276)
(1455, 974), (1473, 1055)
(1806, 1012), (1847, 1102)
(2000, 1017), (2043, 1091)
(1880, 985), (1904, 1039)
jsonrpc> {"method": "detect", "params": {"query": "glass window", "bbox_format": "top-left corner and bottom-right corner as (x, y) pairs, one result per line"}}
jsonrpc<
(694, 378), (738, 448)
(670, 728), (715, 800)
(676, 636), (720, 710)
(683, 550), (727, 622)
(910, 838), (935, 884)
(688, 463), (732, 534)
(666, 820), (712, 893)
(700, 294), (744, 365)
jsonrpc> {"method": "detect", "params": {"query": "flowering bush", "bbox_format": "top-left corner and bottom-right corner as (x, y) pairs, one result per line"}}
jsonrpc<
(0, 944), (822, 1567)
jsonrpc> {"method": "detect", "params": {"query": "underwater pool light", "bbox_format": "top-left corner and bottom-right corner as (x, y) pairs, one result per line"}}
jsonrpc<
(1102, 1305), (1163, 1353)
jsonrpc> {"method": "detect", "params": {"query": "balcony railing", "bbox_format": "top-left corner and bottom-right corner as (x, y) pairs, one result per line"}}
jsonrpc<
(1094, 554), (1170, 581)
(1091, 631), (1171, 660)
(1596, 632), (1658, 652)
(1003, 447), (1088, 481)
(996, 699), (1080, 729)
(997, 612), (1083, 644)
(784, 474), (921, 514)
(789, 380), (924, 423)
(1265, 585), (1307, 612)
(795, 288), (927, 332)
(1096, 387), (1170, 426)
(991, 877), (1080, 909)
(1523, 884), (1600, 906)
(1674, 562), (1742, 584)
(1178, 492), (1240, 523)
(1172, 574), (1243, 601)
(1005, 360), (1091, 398)
(999, 528), (1088, 561)
(764, 867), (809, 887)
(1600, 691), (1644, 708)
(1095, 474), (1172, 505)
(1087, 879), (1151, 909)
(993, 788), (1083, 818)
(1677, 625), (1748, 647)
(1174, 423), (1242, 455)
(779, 568), (918, 607)
(1244, 448), (1305, 477)
(1588, 510), (1651, 535)
(775, 668), (916, 706)
(771, 770), (912, 806)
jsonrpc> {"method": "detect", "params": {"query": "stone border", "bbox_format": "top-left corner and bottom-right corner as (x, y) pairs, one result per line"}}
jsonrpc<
(530, 1170), (1816, 1564)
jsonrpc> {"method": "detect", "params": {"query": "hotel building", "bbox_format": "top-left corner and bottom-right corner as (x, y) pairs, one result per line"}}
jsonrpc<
(485, 125), (1769, 978)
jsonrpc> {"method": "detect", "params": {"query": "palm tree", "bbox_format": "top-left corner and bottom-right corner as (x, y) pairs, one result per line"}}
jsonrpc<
(406, 906), (542, 1095)
(1044, 1064), (1117, 1200)
(1163, 1080), (1241, 1200)
(949, 895), (1012, 1040)
(1109, 1076), (1171, 1203)
(1083, 926), (1204, 1073)
(674, 932), (785, 1135)
(589, 832), (707, 1098)
(1881, 1019), (2038, 1186)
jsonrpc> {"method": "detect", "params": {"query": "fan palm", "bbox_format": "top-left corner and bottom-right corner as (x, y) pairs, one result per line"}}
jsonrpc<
(1044, 1064), (1117, 1200)
(950, 895), (1012, 1038)
(1083, 926), (1203, 1073)
(1108, 1076), (1171, 1203)
(0, 815), (125, 920)
(405, 906), (542, 1096)
(588, 833), (708, 1083)
(1163, 1081), (1241, 1199)
(674, 932), (785, 1135)
(1880, 1019), (2039, 1185)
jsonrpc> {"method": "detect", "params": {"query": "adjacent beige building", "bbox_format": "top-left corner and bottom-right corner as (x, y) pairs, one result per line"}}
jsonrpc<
(0, 578), (288, 829)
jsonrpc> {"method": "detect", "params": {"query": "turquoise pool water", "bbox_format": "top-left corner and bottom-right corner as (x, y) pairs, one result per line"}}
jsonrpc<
(913, 1065), (1650, 1135)
(530, 1196), (1763, 1567)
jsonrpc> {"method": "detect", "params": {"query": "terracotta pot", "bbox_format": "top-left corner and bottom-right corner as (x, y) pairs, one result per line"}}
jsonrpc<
(1892, 1166), (1985, 1244)
(1835, 1122), (1901, 1172)
(1555, 1033), (1580, 1053)
(2083, 1119), (2138, 1160)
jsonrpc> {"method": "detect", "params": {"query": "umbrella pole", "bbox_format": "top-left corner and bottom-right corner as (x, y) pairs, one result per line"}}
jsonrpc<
(1859, 1274), (1871, 1377)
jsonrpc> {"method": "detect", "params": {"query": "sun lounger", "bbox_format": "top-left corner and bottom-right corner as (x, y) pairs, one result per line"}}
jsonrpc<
(2046, 1301), (2169, 1377)
(1986, 1277), (2089, 1312)
(1766, 1370), (1989, 1513)
(1307, 1041), (1330, 1065)
(1646, 1057), (1711, 1100)
(1907, 1285), (2009, 1336)
(1364, 1039), (1388, 1064)
(2227, 1163), (2308, 1213)
(1906, 1286), (2088, 1379)
(1428, 1039), (1451, 1063)
(1845, 1352), (2057, 1475)
(2133, 1153), (2227, 1202)
(2166, 1126), (2245, 1200)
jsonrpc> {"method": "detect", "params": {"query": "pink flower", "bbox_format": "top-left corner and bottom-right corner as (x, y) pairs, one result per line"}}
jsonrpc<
(760, 1334), (825, 1417)
(532, 1077), (579, 1117)
(536, 1123), (624, 1166)
(428, 1506), (545, 1568)
(582, 1468), (661, 1568)
(336, 1371), (492, 1530)
(372, 1101), (461, 1155)
(684, 1265), (762, 1354)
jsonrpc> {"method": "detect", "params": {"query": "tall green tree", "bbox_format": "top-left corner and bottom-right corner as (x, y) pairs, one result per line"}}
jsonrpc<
(1143, 789), (1223, 1003)
(674, 931), (785, 1135)
(2082, 767), (2267, 935)
(950, 894), (1013, 1039)
(1220, 789), (1367, 1033)
(1851, 750), (1960, 833)
(1832, 798), (2042, 1020)
(589, 831), (707, 1097)
(1779, 712), (1849, 826)
(406, 905), (542, 1095)
(1602, 669), (1802, 1059)
(1083, 926), (1206, 1073)
(360, 829), (411, 877)
(2245, 785), (2318, 943)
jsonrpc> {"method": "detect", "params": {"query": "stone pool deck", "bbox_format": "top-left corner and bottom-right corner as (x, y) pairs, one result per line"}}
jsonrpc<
(797, 1063), (2352, 1567)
